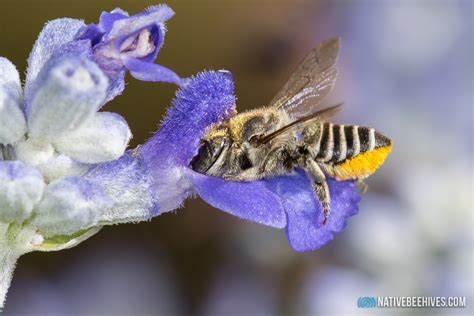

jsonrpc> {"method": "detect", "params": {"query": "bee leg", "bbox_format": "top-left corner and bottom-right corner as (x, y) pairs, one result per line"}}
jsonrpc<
(223, 167), (262, 181)
(305, 159), (330, 225)
(227, 145), (245, 175)
(260, 147), (292, 177)
(224, 147), (290, 181)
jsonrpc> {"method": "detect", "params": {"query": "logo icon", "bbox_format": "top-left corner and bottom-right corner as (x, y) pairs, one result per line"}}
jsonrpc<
(358, 296), (377, 308)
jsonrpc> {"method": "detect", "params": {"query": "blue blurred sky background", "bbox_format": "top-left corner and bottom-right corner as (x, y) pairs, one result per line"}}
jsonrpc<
(1, 0), (472, 315)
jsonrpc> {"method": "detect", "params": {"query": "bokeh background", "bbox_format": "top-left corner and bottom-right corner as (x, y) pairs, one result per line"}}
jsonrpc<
(1, 0), (472, 315)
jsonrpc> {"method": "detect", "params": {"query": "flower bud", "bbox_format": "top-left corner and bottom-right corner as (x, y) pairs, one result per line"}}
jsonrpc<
(0, 58), (26, 145)
(54, 112), (131, 164)
(0, 90), (27, 145)
(0, 161), (45, 223)
(27, 56), (108, 142)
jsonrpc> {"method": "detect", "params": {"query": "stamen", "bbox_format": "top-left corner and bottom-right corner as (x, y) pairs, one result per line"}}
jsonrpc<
(120, 29), (155, 59)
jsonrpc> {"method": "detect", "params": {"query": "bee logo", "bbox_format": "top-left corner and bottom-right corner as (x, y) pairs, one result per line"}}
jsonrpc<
(190, 38), (392, 224)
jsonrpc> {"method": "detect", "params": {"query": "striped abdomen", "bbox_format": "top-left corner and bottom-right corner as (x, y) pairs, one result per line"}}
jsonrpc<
(304, 122), (392, 180)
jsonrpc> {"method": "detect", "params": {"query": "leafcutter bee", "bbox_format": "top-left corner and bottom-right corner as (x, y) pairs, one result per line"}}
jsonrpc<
(190, 38), (392, 224)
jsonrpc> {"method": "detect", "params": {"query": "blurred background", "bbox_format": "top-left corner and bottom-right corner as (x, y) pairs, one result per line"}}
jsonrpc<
(0, 0), (472, 315)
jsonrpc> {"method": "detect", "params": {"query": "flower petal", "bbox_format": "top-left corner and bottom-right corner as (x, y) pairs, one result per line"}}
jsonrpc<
(145, 164), (192, 214)
(36, 154), (89, 183)
(140, 71), (236, 216)
(0, 90), (26, 145)
(123, 57), (182, 85)
(0, 160), (45, 223)
(91, 5), (173, 73)
(104, 4), (174, 46)
(189, 170), (287, 228)
(141, 70), (235, 167)
(0, 58), (26, 145)
(98, 9), (129, 33)
(15, 139), (55, 167)
(54, 112), (131, 164)
(32, 176), (112, 237)
(104, 70), (126, 104)
(0, 57), (22, 103)
(266, 171), (360, 251)
(85, 150), (159, 224)
(25, 18), (86, 101)
(27, 56), (108, 142)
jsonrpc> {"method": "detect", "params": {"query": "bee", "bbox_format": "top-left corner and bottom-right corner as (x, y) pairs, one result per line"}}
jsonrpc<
(190, 38), (392, 224)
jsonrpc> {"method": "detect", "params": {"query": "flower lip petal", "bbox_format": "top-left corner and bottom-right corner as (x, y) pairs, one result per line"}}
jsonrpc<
(123, 57), (182, 84)
(188, 169), (287, 228)
(267, 171), (360, 252)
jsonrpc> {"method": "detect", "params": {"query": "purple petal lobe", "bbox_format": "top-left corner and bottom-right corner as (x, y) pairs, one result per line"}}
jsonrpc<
(142, 71), (235, 169)
(99, 10), (129, 33)
(123, 57), (182, 85)
(266, 171), (360, 251)
(189, 170), (286, 228)
(104, 4), (173, 43)
(139, 71), (236, 215)
(75, 24), (103, 46)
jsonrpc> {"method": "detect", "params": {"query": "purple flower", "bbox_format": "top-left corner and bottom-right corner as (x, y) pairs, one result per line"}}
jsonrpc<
(0, 5), (182, 257)
(23, 5), (182, 104)
(75, 5), (182, 86)
(137, 70), (360, 251)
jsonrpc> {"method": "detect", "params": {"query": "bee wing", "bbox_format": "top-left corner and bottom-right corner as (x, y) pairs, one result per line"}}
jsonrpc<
(258, 104), (342, 144)
(269, 37), (340, 118)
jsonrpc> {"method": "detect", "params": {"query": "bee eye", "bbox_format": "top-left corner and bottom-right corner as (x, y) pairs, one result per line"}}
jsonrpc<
(190, 138), (227, 174)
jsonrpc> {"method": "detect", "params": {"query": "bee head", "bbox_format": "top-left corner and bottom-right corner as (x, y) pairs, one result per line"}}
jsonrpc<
(190, 135), (230, 175)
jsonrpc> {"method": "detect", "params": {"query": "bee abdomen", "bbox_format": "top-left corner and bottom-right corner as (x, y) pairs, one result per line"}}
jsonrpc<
(356, 126), (391, 155)
(315, 122), (346, 162)
(315, 124), (391, 164)
(314, 122), (332, 161)
(328, 125), (392, 180)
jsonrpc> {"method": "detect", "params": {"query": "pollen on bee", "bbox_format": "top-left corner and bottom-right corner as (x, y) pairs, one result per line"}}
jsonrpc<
(333, 144), (392, 180)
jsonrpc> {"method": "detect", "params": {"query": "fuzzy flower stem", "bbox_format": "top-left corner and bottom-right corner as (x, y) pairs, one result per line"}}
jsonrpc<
(0, 224), (20, 309)
(0, 249), (19, 309)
